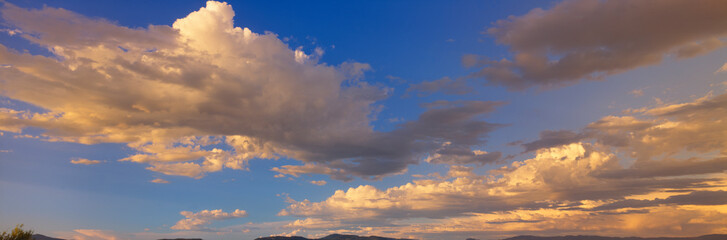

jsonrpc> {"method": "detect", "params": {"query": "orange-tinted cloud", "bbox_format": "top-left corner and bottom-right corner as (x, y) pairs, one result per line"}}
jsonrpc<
(171, 209), (248, 231)
(278, 91), (727, 239)
(0, 1), (503, 180)
(70, 158), (102, 165)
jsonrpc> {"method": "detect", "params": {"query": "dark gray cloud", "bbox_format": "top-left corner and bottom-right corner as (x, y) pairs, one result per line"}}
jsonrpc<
(426, 146), (503, 166)
(596, 157), (727, 179)
(593, 191), (727, 211)
(470, 0), (727, 90)
(521, 130), (590, 152)
(272, 100), (506, 180)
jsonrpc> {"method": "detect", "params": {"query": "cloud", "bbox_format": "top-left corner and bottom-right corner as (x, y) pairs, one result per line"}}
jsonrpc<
(596, 157), (727, 179)
(592, 191), (727, 211)
(406, 77), (471, 96)
(520, 130), (589, 152)
(272, 100), (505, 180)
(279, 142), (727, 238)
(717, 62), (727, 73)
(385, 75), (406, 84)
(520, 92), (727, 163)
(630, 89), (644, 97)
(424, 147), (502, 166)
(280, 143), (713, 220)
(310, 180), (327, 186)
(272, 163), (352, 181)
(469, 0), (727, 90)
(277, 90), (727, 238)
(512, 92), (727, 200)
(0, 1), (503, 180)
(284, 218), (342, 230)
(69, 229), (119, 240)
(70, 158), (102, 165)
(598, 93), (727, 161)
(171, 209), (248, 231)
(390, 205), (727, 240)
(150, 178), (170, 184)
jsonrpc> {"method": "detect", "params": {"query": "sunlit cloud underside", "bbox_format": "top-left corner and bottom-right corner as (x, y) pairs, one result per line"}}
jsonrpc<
(1, 0), (727, 239)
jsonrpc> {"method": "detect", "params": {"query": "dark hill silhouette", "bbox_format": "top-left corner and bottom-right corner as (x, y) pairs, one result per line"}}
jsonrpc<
(32, 234), (65, 240)
(502, 235), (727, 240)
(158, 238), (203, 240)
(30, 234), (206, 240)
(29, 233), (727, 240)
(257, 234), (727, 240)
(256, 234), (413, 240)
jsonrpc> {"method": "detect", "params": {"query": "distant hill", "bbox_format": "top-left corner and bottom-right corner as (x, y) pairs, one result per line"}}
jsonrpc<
(30, 232), (727, 240)
(257, 234), (727, 240)
(32, 234), (64, 240)
(256, 233), (413, 240)
(158, 239), (203, 240)
(29, 234), (205, 240)
(502, 235), (727, 240)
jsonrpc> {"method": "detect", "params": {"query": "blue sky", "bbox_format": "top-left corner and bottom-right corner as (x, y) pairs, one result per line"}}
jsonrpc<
(1, 1), (727, 239)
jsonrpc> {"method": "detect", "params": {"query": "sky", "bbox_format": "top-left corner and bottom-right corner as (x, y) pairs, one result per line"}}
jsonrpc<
(1, 0), (727, 240)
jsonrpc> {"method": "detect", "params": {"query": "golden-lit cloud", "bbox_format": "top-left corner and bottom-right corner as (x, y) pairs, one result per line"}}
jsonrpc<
(717, 62), (727, 73)
(0, 1), (503, 180)
(278, 92), (727, 239)
(3, 1), (726, 240)
(310, 180), (327, 186)
(281, 143), (623, 221)
(69, 229), (119, 240)
(150, 178), (170, 184)
(70, 158), (102, 165)
(171, 209), (247, 231)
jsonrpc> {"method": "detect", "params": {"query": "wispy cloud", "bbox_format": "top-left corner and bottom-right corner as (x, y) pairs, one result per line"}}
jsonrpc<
(309, 180), (327, 186)
(171, 209), (248, 231)
(70, 158), (102, 165)
(406, 77), (471, 96)
(716, 62), (727, 73)
(150, 178), (169, 184)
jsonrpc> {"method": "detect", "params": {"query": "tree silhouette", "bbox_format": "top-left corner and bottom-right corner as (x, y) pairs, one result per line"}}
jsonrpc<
(0, 224), (34, 240)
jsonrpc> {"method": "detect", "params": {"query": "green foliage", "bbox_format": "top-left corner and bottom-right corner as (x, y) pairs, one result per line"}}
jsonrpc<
(0, 224), (34, 240)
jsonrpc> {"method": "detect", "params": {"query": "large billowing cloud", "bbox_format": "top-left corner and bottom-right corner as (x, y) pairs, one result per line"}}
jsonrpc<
(469, 0), (727, 90)
(0, 1), (502, 180)
(277, 92), (727, 239)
